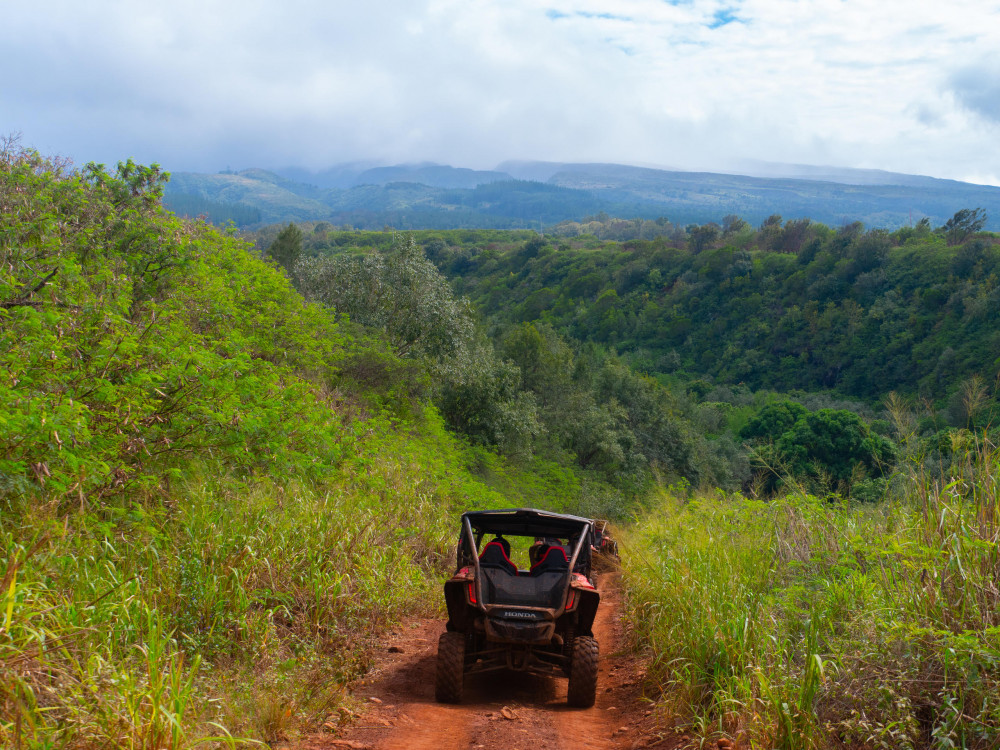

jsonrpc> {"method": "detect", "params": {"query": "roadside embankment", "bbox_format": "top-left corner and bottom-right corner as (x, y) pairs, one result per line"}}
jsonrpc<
(620, 464), (1000, 749)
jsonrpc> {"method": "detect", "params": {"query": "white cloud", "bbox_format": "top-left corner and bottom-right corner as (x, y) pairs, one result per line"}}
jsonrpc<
(1, 0), (998, 181)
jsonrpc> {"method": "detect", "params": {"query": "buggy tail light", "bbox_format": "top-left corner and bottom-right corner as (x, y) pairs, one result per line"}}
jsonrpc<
(566, 588), (577, 609)
(467, 581), (477, 604)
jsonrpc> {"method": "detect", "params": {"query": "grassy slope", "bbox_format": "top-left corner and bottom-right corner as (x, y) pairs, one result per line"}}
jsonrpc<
(166, 170), (330, 224)
(0, 151), (573, 748)
(3, 418), (525, 748)
(621, 447), (1000, 749)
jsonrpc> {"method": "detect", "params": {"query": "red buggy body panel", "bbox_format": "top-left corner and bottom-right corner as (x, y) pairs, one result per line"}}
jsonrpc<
(436, 508), (602, 707)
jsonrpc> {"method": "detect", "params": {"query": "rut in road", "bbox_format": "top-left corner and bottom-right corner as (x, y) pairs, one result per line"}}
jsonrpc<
(296, 571), (666, 750)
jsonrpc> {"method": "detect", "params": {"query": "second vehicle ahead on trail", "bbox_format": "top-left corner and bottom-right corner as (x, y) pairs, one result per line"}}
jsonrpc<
(591, 519), (620, 560)
(435, 508), (601, 708)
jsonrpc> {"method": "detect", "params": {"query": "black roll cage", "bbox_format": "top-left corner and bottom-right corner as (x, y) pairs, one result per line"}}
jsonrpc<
(457, 508), (595, 583)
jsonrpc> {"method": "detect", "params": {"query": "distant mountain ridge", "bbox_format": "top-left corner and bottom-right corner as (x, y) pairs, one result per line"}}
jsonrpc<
(270, 162), (510, 190)
(163, 160), (1000, 230)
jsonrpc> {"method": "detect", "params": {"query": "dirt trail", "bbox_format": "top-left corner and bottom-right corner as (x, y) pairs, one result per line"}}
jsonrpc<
(295, 571), (674, 750)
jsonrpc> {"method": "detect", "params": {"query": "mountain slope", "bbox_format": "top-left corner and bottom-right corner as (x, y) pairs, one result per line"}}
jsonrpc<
(165, 160), (1000, 230)
(166, 168), (330, 222)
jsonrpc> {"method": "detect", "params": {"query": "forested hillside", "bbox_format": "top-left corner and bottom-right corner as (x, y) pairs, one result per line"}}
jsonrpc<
(258, 215), (997, 497)
(274, 226), (734, 506)
(298, 217), (1000, 403)
(275, 215), (999, 408)
(424, 217), (1000, 405)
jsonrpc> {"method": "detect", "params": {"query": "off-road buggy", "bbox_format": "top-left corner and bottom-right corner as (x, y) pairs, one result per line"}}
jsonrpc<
(435, 508), (601, 707)
(591, 519), (619, 559)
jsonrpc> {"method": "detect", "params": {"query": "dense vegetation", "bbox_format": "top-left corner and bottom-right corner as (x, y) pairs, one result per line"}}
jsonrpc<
(5, 139), (999, 749)
(414, 219), (1000, 404)
(162, 193), (261, 226)
(261, 226), (740, 508)
(623, 439), (1000, 749)
(267, 218), (1000, 408)
(260, 218), (997, 498)
(0, 147), (577, 748)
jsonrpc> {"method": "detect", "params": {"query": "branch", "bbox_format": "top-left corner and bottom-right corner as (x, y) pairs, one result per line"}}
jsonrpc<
(0, 268), (59, 309)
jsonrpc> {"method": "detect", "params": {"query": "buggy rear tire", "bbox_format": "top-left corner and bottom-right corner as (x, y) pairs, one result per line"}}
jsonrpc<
(567, 635), (599, 708)
(435, 632), (465, 703)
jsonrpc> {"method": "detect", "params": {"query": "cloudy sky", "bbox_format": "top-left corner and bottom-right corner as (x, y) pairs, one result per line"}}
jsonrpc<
(3, 0), (999, 183)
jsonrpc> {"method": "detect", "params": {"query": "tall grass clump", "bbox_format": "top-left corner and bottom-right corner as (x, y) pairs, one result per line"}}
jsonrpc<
(622, 440), (1000, 749)
(0, 420), (491, 747)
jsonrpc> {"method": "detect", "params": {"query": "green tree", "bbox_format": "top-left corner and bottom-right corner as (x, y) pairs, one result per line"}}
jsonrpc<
(296, 234), (543, 454)
(435, 339), (540, 455)
(500, 322), (574, 407)
(741, 402), (896, 493)
(268, 222), (303, 276)
(775, 409), (896, 487)
(722, 214), (749, 235)
(942, 208), (987, 246)
(688, 223), (721, 253)
(84, 157), (169, 207)
(593, 361), (694, 482)
(295, 235), (473, 360)
(759, 214), (784, 251)
(849, 229), (891, 273)
(561, 396), (634, 476)
(0, 148), (355, 502)
(952, 239), (987, 277)
(740, 401), (808, 442)
(779, 219), (812, 254)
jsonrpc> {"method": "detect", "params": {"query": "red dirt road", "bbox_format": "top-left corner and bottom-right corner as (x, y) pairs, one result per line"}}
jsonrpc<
(296, 572), (674, 750)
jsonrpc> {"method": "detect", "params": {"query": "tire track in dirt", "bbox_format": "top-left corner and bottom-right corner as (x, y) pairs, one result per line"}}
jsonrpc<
(295, 570), (671, 750)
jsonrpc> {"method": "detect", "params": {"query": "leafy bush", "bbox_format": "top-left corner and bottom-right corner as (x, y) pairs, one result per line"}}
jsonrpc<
(1, 148), (355, 506)
(740, 401), (897, 494)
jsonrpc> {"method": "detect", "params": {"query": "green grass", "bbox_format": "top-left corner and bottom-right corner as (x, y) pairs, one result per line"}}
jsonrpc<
(621, 443), (1000, 749)
(0, 409), (536, 748)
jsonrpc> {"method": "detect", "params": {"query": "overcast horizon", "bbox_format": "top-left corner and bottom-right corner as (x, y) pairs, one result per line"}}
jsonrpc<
(3, 1), (999, 186)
